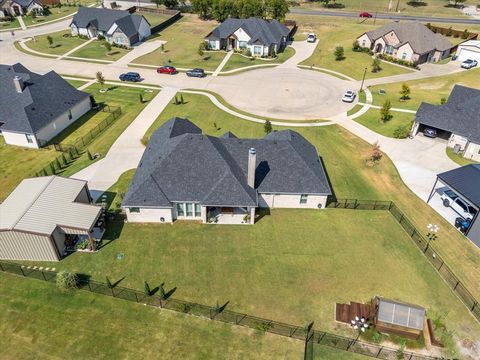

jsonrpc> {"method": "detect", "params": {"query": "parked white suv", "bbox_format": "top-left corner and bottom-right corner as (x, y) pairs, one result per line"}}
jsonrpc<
(440, 188), (477, 220)
(461, 59), (478, 69)
(342, 90), (356, 103)
(307, 33), (317, 43)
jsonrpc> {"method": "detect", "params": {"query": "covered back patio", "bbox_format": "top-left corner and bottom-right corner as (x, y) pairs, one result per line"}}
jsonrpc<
(206, 206), (255, 225)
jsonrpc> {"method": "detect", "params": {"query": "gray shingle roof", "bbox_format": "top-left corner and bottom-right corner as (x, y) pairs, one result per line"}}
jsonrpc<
(364, 22), (452, 54)
(205, 17), (289, 47)
(438, 164), (480, 208)
(0, 63), (90, 134)
(71, 7), (146, 38)
(123, 118), (331, 208)
(415, 85), (480, 143)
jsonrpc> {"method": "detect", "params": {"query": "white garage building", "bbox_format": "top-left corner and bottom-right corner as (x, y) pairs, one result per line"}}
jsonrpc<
(455, 40), (480, 62)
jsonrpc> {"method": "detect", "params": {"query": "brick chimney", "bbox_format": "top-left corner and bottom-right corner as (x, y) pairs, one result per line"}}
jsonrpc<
(13, 76), (24, 93)
(247, 148), (256, 188)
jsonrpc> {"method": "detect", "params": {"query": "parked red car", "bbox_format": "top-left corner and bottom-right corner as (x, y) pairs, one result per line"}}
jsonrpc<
(359, 12), (373, 18)
(157, 66), (177, 75)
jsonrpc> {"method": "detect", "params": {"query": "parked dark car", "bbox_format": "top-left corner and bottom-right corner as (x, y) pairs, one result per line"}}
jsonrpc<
(186, 68), (206, 78)
(423, 128), (437, 138)
(157, 66), (177, 75)
(119, 72), (141, 82)
(359, 12), (373, 18)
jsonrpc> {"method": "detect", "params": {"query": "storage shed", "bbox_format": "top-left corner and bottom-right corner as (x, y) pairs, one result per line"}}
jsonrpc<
(374, 297), (426, 339)
(0, 176), (103, 261)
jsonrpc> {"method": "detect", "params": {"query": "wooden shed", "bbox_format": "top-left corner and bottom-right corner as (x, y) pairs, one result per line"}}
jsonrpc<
(373, 297), (426, 339)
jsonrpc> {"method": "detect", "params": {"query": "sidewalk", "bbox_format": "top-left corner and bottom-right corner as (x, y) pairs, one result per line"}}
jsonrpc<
(17, 16), (26, 30)
(58, 37), (96, 59)
(212, 51), (233, 76)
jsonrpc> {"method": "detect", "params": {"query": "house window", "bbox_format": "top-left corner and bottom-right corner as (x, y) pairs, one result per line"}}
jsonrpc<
(186, 203), (193, 217)
(195, 204), (201, 217)
(68, 109), (73, 120)
(115, 37), (123, 44)
(385, 45), (394, 55)
(176, 203), (185, 217)
(362, 40), (366, 47)
(254, 46), (262, 55)
(402, 52), (407, 60)
(238, 41), (247, 49)
(209, 40), (216, 49)
(25, 134), (34, 143)
(300, 194), (308, 204)
(130, 207), (140, 213)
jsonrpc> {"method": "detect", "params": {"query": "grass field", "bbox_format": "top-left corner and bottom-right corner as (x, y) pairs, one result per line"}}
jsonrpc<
(134, 14), (226, 71)
(136, 11), (171, 27)
(221, 46), (296, 72)
(22, 5), (83, 27)
(353, 108), (415, 137)
(0, 272), (302, 360)
(296, 16), (414, 80)
(25, 29), (87, 56)
(368, 67), (480, 110)
(70, 40), (131, 61)
(446, 147), (480, 166)
(0, 83), (158, 202)
(65, 79), (89, 88)
(0, 17), (20, 30)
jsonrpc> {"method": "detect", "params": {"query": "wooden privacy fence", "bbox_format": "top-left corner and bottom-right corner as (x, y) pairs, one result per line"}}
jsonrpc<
(0, 261), (443, 360)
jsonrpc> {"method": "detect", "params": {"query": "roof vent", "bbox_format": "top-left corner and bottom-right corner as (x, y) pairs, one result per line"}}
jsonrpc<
(13, 76), (24, 93)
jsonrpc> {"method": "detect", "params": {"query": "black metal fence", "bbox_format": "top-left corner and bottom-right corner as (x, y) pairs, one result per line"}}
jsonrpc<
(34, 106), (122, 177)
(327, 199), (480, 323)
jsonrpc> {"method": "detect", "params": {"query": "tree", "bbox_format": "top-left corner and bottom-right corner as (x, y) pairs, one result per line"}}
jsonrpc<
(450, 0), (466, 7)
(211, 0), (233, 21)
(352, 40), (361, 51)
(334, 46), (344, 61)
(371, 58), (381, 73)
(380, 100), (392, 123)
(191, 0), (213, 19)
(266, 0), (289, 20)
(180, 94), (184, 104)
(163, 0), (179, 8)
(198, 41), (205, 56)
(399, 83), (410, 101)
(96, 71), (105, 87)
(46, 35), (53, 47)
(264, 120), (272, 134)
(152, 0), (162, 7)
(104, 41), (111, 53)
(234, 0), (265, 18)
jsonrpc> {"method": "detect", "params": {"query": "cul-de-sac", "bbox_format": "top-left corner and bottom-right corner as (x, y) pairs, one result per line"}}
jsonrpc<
(1, 0), (480, 359)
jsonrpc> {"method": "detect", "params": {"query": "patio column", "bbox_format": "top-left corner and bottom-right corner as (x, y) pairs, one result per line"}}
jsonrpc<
(249, 207), (255, 225)
(201, 206), (207, 224)
(88, 232), (96, 251)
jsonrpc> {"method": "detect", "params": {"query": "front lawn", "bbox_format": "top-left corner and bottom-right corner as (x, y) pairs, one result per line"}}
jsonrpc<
(25, 29), (87, 56)
(0, 272), (301, 359)
(353, 108), (415, 138)
(22, 5), (82, 27)
(0, 17), (20, 30)
(133, 14), (226, 71)
(69, 40), (131, 61)
(368, 67), (480, 110)
(296, 16), (414, 80)
(221, 46), (296, 72)
(65, 79), (89, 88)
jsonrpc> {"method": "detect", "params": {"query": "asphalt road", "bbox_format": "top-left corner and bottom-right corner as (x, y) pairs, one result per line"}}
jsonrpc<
(290, 8), (480, 25)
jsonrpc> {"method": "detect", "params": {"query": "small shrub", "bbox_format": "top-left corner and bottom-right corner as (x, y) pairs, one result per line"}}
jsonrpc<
(461, 29), (469, 39)
(440, 97), (447, 104)
(198, 41), (205, 56)
(56, 271), (78, 290)
(380, 100), (392, 123)
(243, 48), (252, 57)
(264, 120), (272, 134)
(254, 321), (273, 333)
(352, 40), (361, 51)
(371, 58), (382, 73)
(334, 46), (345, 61)
(393, 124), (411, 139)
(97, 34), (105, 40)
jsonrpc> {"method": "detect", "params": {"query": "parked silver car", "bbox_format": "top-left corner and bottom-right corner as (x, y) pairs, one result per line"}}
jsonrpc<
(461, 59), (478, 69)
(342, 90), (356, 103)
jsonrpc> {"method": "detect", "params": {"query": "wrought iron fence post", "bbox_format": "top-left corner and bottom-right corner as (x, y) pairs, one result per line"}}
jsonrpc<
(20, 266), (25, 276)
(472, 301), (478, 312)
(376, 346), (383, 358)
(41, 271), (47, 281)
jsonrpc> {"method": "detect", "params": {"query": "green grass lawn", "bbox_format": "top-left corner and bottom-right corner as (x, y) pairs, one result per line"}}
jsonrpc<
(25, 29), (87, 56)
(0, 272), (302, 360)
(0, 17), (20, 30)
(446, 147), (480, 166)
(136, 11), (171, 27)
(221, 46), (296, 72)
(65, 79), (88, 88)
(134, 14), (226, 71)
(354, 108), (415, 138)
(0, 83), (158, 202)
(69, 40), (131, 61)
(368, 67), (480, 110)
(22, 5), (82, 27)
(296, 16), (413, 80)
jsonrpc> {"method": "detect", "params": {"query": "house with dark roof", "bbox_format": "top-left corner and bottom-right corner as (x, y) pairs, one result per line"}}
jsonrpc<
(70, 7), (151, 47)
(411, 85), (480, 162)
(356, 22), (452, 64)
(122, 118), (332, 225)
(0, 63), (91, 148)
(205, 17), (290, 57)
(0, 0), (43, 18)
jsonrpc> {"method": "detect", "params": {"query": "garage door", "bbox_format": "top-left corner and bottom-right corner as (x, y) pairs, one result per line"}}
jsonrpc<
(457, 47), (480, 62)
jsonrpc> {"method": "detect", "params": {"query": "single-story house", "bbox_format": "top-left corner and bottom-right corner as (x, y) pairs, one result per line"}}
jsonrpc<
(122, 117), (332, 225)
(411, 85), (480, 162)
(0, 0), (43, 18)
(70, 7), (151, 47)
(205, 17), (290, 57)
(428, 164), (480, 247)
(356, 22), (452, 64)
(0, 63), (91, 149)
(455, 39), (480, 62)
(0, 176), (104, 261)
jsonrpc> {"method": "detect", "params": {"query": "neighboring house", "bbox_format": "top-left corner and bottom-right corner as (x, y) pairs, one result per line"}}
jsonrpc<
(122, 118), (332, 225)
(0, 176), (104, 261)
(0, 0), (43, 17)
(455, 40), (480, 62)
(70, 7), (151, 47)
(411, 85), (480, 162)
(0, 63), (91, 149)
(428, 165), (480, 248)
(205, 17), (290, 57)
(356, 22), (452, 64)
